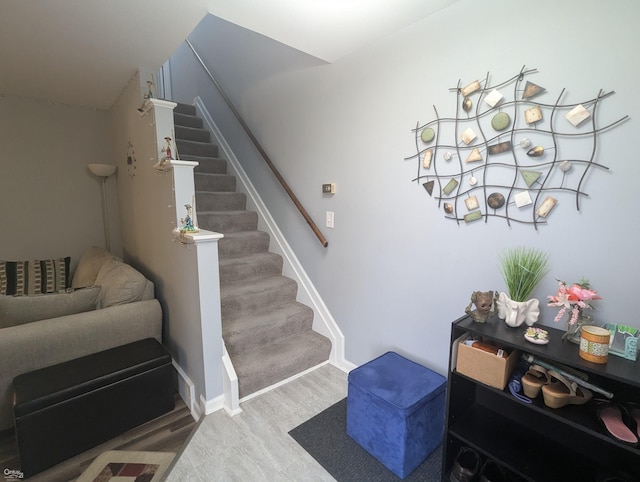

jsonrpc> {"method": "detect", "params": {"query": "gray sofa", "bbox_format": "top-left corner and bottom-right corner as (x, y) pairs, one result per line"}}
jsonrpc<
(0, 247), (163, 431)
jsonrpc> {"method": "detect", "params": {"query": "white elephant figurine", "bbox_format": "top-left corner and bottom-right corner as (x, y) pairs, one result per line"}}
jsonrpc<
(496, 292), (540, 328)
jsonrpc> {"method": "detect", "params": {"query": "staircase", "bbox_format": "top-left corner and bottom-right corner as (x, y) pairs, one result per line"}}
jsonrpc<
(172, 103), (332, 398)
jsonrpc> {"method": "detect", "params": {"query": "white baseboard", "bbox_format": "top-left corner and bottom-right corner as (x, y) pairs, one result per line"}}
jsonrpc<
(200, 393), (225, 415)
(172, 359), (199, 421)
(222, 344), (242, 416)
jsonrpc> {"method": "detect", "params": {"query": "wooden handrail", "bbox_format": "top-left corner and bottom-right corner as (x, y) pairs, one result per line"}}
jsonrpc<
(185, 39), (328, 248)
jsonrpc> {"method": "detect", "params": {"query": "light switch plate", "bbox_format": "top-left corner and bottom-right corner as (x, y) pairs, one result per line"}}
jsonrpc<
(326, 211), (334, 228)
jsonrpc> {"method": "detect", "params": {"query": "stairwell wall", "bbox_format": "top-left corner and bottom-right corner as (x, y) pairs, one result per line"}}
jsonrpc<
(109, 72), (223, 417)
(168, 0), (640, 375)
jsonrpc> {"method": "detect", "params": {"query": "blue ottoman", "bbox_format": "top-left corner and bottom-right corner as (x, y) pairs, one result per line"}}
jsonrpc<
(346, 351), (446, 479)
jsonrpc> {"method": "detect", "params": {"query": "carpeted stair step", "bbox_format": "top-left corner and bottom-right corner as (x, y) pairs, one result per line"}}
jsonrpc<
(195, 173), (236, 192)
(176, 139), (218, 158)
(221, 275), (299, 320)
(219, 252), (284, 285)
(218, 231), (270, 259)
(198, 210), (258, 233)
(190, 156), (228, 175)
(174, 111), (203, 129)
(232, 331), (332, 398)
(224, 302), (314, 357)
(175, 125), (210, 143)
(196, 192), (247, 211)
(173, 103), (197, 116)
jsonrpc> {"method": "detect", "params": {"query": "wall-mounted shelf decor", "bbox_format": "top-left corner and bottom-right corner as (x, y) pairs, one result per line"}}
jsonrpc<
(407, 66), (628, 228)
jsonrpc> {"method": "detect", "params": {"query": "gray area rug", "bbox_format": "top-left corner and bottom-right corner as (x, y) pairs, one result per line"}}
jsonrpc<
(289, 398), (442, 481)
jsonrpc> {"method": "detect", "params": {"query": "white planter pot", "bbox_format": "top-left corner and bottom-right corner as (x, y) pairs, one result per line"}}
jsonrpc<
(496, 292), (540, 328)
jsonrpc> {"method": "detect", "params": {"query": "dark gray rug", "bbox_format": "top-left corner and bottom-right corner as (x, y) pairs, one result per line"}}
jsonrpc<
(289, 398), (442, 481)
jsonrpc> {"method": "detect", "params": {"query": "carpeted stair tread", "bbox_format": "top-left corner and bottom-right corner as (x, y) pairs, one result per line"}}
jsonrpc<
(188, 156), (228, 174)
(174, 125), (210, 143)
(195, 192), (247, 211)
(233, 331), (332, 398)
(198, 210), (258, 233)
(219, 252), (283, 284)
(174, 111), (203, 129)
(173, 103), (196, 116)
(176, 139), (218, 158)
(218, 231), (271, 259)
(224, 302), (314, 356)
(221, 275), (298, 319)
(194, 172), (236, 192)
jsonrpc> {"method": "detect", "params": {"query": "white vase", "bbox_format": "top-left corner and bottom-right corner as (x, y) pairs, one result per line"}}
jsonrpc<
(496, 292), (540, 328)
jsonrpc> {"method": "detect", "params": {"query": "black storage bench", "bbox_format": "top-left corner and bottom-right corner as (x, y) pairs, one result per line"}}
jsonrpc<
(13, 338), (174, 477)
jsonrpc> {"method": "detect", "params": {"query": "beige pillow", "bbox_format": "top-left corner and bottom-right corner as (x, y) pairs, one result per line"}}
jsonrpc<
(71, 246), (120, 289)
(94, 259), (147, 308)
(0, 287), (100, 329)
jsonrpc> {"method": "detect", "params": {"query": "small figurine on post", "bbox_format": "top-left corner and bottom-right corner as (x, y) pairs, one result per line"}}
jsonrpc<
(465, 290), (498, 323)
(154, 136), (174, 171)
(145, 80), (155, 100)
(137, 78), (156, 113)
(162, 136), (173, 161)
(179, 203), (199, 242)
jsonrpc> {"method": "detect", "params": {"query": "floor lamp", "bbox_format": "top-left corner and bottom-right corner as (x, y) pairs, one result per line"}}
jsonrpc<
(88, 163), (117, 252)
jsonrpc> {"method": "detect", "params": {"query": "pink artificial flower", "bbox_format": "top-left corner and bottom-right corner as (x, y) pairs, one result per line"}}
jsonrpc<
(547, 279), (601, 325)
(567, 284), (601, 302)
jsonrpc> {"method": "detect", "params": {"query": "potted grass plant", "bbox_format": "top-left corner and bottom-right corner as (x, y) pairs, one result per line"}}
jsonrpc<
(497, 247), (550, 327)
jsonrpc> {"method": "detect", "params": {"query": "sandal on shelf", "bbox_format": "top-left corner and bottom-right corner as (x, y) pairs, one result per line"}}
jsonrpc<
(593, 400), (638, 445)
(521, 364), (549, 398)
(541, 371), (593, 409)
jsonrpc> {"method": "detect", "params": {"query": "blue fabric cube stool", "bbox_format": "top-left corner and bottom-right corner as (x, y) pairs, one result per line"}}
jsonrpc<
(346, 351), (446, 479)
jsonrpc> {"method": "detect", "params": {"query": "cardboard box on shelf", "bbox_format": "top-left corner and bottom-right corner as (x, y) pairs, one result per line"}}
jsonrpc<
(455, 334), (520, 390)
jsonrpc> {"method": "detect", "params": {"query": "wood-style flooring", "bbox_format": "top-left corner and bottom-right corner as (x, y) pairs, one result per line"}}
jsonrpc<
(167, 362), (348, 481)
(0, 394), (196, 482)
(0, 363), (349, 481)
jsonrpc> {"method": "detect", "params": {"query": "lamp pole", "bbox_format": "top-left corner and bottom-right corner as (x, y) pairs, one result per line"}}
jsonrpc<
(88, 164), (117, 252)
(100, 176), (110, 251)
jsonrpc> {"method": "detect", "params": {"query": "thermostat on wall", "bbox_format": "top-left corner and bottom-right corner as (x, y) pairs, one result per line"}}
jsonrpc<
(322, 183), (336, 194)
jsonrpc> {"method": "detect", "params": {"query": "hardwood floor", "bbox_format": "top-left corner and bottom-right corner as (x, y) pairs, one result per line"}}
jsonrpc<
(0, 394), (197, 482)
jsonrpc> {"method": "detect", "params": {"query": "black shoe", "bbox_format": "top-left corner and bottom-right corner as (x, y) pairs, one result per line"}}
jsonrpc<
(479, 459), (507, 482)
(449, 446), (481, 482)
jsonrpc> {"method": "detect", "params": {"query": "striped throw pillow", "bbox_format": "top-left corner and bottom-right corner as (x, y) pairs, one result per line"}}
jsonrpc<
(0, 257), (70, 295)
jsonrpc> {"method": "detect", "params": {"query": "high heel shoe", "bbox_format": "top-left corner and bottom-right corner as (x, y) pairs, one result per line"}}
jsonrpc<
(521, 364), (549, 398)
(541, 370), (593, 409)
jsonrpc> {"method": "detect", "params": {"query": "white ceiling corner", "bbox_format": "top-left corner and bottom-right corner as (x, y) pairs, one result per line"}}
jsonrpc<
(205, 0), (458, 63)
(0, 0), (456, 109)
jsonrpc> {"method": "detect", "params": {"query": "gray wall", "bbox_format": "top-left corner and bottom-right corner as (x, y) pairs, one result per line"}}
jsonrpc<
(0, 95), (121, 269)
(169, 0), (640, 374)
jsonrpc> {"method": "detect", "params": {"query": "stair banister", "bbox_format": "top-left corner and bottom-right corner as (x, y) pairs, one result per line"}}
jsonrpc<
(184, 39), (328, 248)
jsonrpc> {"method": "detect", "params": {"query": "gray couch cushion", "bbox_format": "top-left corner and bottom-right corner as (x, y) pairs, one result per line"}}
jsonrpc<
(0, 287), (100, 329)
(95, 259), (147, 308)
(71, 246), (120, 289)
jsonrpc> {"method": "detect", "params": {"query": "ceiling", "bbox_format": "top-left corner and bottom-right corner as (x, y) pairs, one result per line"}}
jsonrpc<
(0, 0), (456, 110)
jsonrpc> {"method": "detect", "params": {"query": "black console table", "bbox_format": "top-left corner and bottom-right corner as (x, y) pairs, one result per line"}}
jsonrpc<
(442, 314), (640, 481)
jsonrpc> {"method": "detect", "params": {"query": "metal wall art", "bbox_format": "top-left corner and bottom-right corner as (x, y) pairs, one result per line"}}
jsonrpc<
(407, 66), (628, 228)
